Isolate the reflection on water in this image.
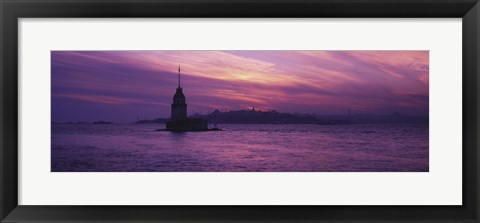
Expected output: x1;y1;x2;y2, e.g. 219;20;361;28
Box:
51;124;428;172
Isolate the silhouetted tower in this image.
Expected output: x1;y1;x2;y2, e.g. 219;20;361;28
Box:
171;65;187;121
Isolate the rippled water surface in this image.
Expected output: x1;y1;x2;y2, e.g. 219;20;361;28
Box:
51;124;428;172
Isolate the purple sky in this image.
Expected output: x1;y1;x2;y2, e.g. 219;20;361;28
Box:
51;51;429;123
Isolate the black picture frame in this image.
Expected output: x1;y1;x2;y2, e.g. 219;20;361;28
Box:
1;0;479;222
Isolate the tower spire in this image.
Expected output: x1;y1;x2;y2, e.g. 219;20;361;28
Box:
178;65;181;88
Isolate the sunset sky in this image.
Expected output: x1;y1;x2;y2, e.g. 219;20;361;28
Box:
51;51;429;123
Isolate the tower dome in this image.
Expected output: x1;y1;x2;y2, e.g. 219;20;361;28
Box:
173;87;185;100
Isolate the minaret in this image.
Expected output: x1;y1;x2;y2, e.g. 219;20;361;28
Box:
171;65;187;121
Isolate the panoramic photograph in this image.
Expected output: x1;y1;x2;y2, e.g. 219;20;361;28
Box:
51;50;429;172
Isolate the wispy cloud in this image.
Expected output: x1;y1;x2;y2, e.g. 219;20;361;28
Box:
53;93;169;106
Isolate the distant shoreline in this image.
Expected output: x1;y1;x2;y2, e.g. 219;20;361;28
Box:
53;109;428;125
134;109;427;125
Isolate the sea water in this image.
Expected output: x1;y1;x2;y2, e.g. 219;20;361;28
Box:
51;123;428;172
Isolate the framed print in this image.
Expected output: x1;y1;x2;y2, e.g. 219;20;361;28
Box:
1;0;479;222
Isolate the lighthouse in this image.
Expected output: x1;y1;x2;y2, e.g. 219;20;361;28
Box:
165;65;210;131
170;65;187;121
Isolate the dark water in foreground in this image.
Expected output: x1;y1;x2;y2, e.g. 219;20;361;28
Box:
51;124;428;172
